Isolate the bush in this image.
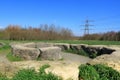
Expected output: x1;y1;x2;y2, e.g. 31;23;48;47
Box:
0;44;10;50
93;64;120;80
78;64;99;80
78;64;120;80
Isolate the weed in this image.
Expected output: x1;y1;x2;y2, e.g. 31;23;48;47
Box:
6;52;22;61
78;64;120;80
0;64;62;80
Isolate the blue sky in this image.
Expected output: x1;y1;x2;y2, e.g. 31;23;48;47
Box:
0;0;120;36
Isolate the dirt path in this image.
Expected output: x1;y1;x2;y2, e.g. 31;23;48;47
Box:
62;53;91;64
0;53;9;63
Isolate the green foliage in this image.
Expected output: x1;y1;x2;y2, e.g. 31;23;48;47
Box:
6;52;23;61
39;64;50;75
0;73;9;80
89;52;97;59
12;68;38;80
0;64;62;80
38;64;62;80
65;49;88;56
78;64;99;80
0;44;10;50
93;64;120;80
78;64;120;80
78;49;89;57
65;48;97;58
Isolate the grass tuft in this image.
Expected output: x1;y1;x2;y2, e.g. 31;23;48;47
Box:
6;52;23;61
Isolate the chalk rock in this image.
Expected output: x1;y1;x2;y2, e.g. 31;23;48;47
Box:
39;47;62;60
11;45;40;60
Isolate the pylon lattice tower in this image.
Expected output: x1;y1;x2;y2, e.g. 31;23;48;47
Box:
81;19;94;35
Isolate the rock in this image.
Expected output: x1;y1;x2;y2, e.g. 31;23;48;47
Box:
100;47;115;55
39;47;62;60
11;45;40;60
81;45;115;56
11;43;63;60
70;44;80;50
70;44;87;50
36;42;53;48
89;49;120;72
53;43;70;50
22;42;36;48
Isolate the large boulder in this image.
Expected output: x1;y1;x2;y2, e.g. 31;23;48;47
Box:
81;45;115;56
22;42;36;48
70;44;83;50
36;42;53;48
11;43;63;60
89;48;120;72
53;43;70;50
39;47;62;60
11;45;40;60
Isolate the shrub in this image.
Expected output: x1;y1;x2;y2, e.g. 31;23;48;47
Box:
78;64;120;80
93;64;120;80
0;44;10;50
78;64;99;80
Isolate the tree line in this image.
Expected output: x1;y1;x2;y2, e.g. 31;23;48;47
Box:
0;24;73;40
80;31;120;41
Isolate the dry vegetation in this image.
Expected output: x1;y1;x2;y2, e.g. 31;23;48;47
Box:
0;24;73;40
80;31;120;41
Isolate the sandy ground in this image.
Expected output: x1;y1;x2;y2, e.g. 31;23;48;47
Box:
13;61;79;80
0;52;91;80
1;45;120;80
13;53;91;80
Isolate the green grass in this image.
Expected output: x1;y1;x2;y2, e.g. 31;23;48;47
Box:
79;64;99;80
79;64;120;80
0;43;11;55
65;48;97;59
6;52;23;61
65;48;87;56
1;40;120;45
0;64;62;80
48;40;120;45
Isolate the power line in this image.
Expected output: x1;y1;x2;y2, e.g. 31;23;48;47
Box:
81;19;94;35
